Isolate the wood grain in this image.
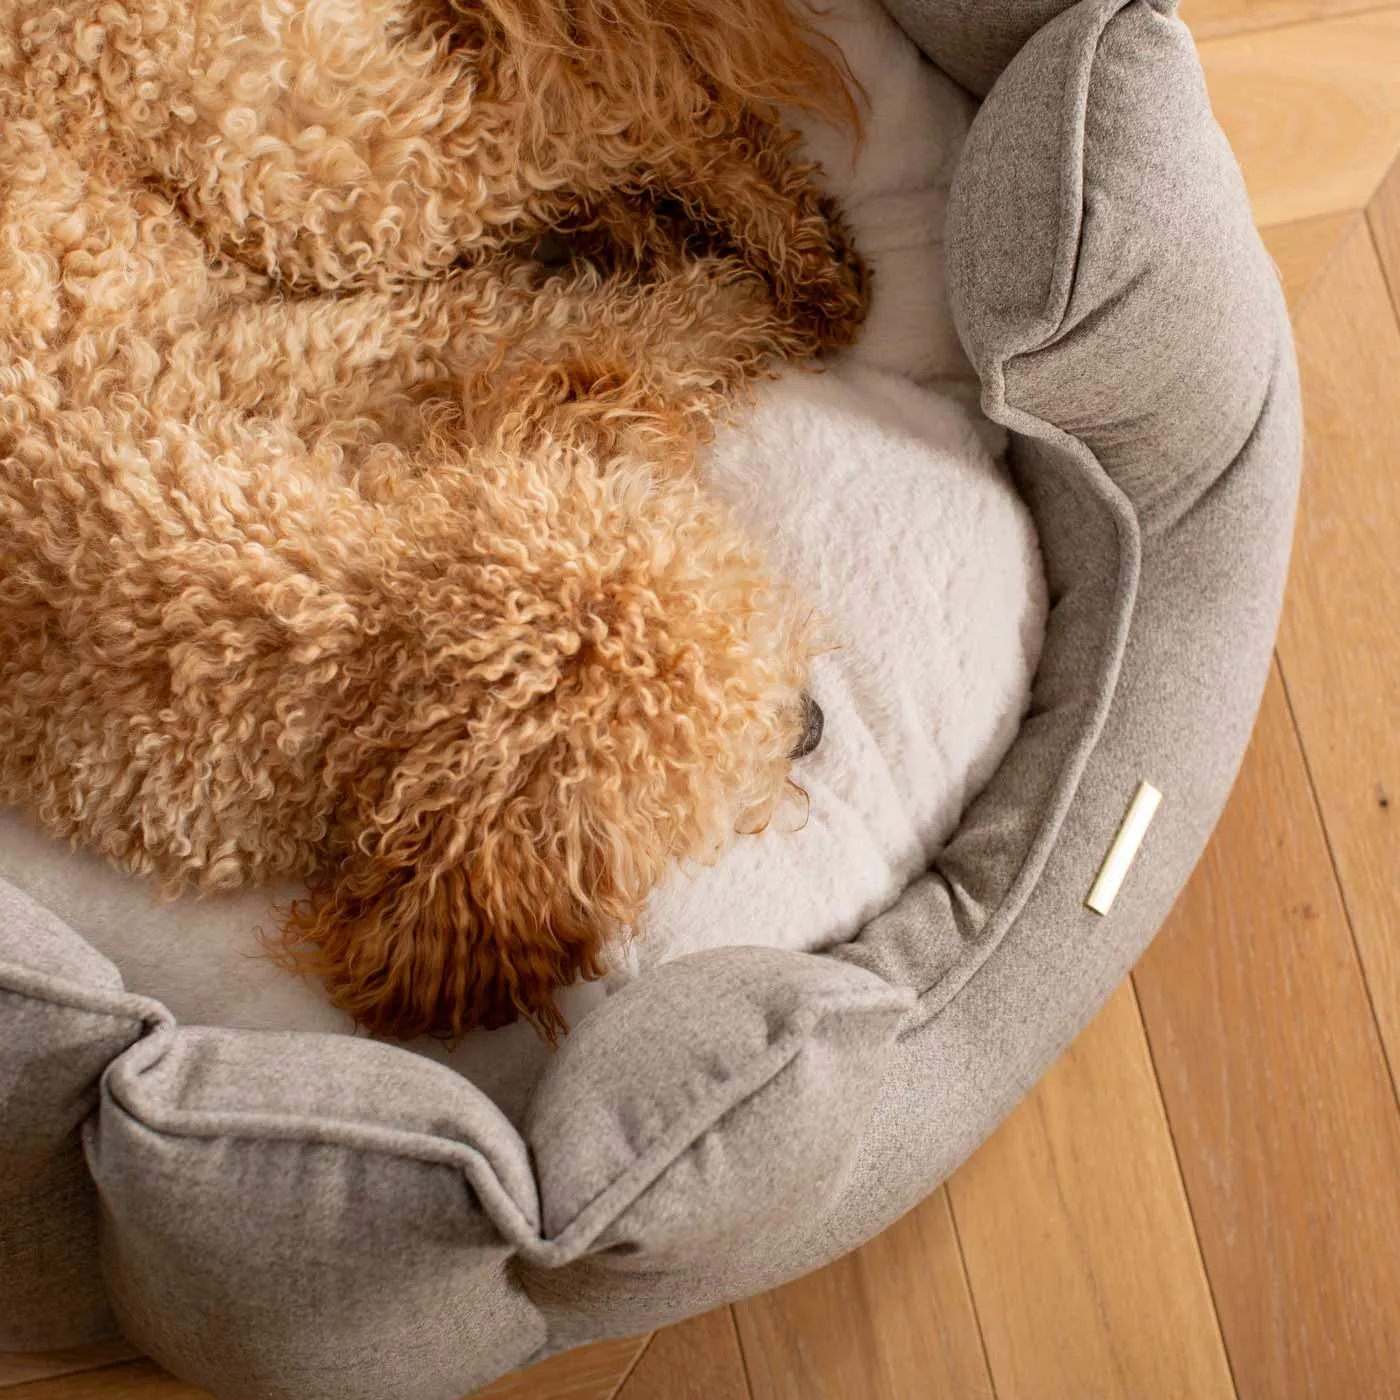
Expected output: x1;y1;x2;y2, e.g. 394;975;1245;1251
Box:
470;1336;648;1400
0;1339;651;1400
0;1341;143;1391
1182;0;1399;41
1196;11;1400;227
1274;219;1400;1093
1370;154;1400;303
734;1188;992;1400
947;983;1234;1400
1135;666;1400;1399
615;1311;748;1400
1260;212;1360;315
0;1362;208;1400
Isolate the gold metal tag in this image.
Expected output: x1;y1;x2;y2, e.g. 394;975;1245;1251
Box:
1085;781;1162;915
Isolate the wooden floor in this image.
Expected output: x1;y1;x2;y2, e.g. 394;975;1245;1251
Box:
5;3;1400;1396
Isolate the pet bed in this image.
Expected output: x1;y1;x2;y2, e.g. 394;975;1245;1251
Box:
0;0;1302;1395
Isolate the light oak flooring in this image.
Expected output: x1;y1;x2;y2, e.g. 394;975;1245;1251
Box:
5;3;1399;1395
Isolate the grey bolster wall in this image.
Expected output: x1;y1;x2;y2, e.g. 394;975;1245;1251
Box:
0;2;1302;1396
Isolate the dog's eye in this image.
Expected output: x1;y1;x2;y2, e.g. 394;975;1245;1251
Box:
524;233;573;268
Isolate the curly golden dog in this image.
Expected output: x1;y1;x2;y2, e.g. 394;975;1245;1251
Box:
0;0;865;1039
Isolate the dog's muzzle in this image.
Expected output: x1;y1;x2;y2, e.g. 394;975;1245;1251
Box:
790;692;824;760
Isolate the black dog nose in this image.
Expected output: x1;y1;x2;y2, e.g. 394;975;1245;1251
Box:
790;693;824;760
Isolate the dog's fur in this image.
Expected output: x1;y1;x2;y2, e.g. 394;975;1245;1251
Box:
0;0;866;1039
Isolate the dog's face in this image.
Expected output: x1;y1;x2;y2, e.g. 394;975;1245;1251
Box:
277;425;816;1042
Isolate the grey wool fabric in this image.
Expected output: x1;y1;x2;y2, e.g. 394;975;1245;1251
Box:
880;0;1087;93
0;1;1302;1395
0;886;147;1351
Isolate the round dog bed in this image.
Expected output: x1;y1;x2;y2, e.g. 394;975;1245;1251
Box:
0;1;1302;1396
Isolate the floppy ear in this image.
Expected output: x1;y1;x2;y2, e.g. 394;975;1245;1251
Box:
271;476;809;1042
277;748;634;1043
277;674;790;1043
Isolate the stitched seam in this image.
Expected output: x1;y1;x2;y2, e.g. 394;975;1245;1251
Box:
532;988;910;1262
103;1070;545;1247
905;415;1141;1024
889;0;1145;1025
98;988;907;1264
0;963;158;1028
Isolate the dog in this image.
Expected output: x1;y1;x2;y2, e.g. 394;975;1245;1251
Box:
0;0;865;1040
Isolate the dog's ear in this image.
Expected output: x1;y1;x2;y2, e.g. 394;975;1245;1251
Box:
276;750;628;1042
273;449;809;1043
278;674;791;1043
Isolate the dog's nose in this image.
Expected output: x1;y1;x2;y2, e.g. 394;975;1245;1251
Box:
790;693;824;760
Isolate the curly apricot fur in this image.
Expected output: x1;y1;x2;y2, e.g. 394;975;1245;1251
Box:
0;0;867;1039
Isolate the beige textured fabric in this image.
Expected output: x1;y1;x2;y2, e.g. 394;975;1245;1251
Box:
0;887;145;1350
880;0;1089;93
93;1028;546;1400
0;0;1302;1394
